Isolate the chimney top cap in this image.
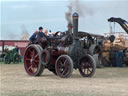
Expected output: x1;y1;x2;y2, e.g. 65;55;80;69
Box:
72;12;79;17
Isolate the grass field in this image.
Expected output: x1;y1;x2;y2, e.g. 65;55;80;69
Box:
0;63;128;96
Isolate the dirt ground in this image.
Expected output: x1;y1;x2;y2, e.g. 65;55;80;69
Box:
0;64;128;96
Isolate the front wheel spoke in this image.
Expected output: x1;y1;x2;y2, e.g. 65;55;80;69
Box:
64;59;68;66
64;63;69;71
88;61;92;67
87;69;89;74
83;68;86;73
81;62;85;67
62;70;65;75
58;63;62;68
62;68;66;75
87;68;92;73
59;60;63;65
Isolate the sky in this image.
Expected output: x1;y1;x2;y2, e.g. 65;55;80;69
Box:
0;0;128;40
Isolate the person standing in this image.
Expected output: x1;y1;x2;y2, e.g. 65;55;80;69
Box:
15;46;19;53
116;50;124;67
109;48;117;67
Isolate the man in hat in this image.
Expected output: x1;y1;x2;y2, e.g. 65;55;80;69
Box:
37;27;48;39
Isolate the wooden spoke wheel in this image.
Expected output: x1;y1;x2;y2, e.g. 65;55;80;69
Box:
55;55;73;78
79;54;96;77
24;45;44;76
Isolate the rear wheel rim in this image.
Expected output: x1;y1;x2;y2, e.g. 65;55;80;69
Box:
24;46;39;75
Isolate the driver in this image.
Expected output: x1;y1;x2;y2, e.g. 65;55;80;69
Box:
36;27;49;48
37;27;48;39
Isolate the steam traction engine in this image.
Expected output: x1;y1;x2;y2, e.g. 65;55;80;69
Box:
24;13;96;78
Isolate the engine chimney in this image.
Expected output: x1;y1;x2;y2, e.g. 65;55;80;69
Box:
72;12;79;40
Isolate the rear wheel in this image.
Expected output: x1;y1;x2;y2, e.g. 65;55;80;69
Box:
79;54;96;77
55;55;73;78
24;45;44;76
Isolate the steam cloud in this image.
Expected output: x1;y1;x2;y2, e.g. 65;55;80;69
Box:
65;0;93;24
65;5;72;24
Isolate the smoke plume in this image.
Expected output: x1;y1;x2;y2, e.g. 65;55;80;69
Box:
65;0;93;24
65;4;72;24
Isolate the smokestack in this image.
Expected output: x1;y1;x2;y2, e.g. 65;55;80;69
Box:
72;12;79;40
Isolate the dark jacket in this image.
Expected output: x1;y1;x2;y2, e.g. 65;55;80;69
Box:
37;32;48;39
29;33;37;43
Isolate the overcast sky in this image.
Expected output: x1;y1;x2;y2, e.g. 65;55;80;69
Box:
0;0;128;40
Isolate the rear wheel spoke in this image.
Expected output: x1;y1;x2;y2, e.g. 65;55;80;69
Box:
26;58;31;61
27;65;32;72
34;59;39;63
34;54;38;59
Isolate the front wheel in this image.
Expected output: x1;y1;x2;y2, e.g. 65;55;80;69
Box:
55;55;73;78
79;54;96;77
